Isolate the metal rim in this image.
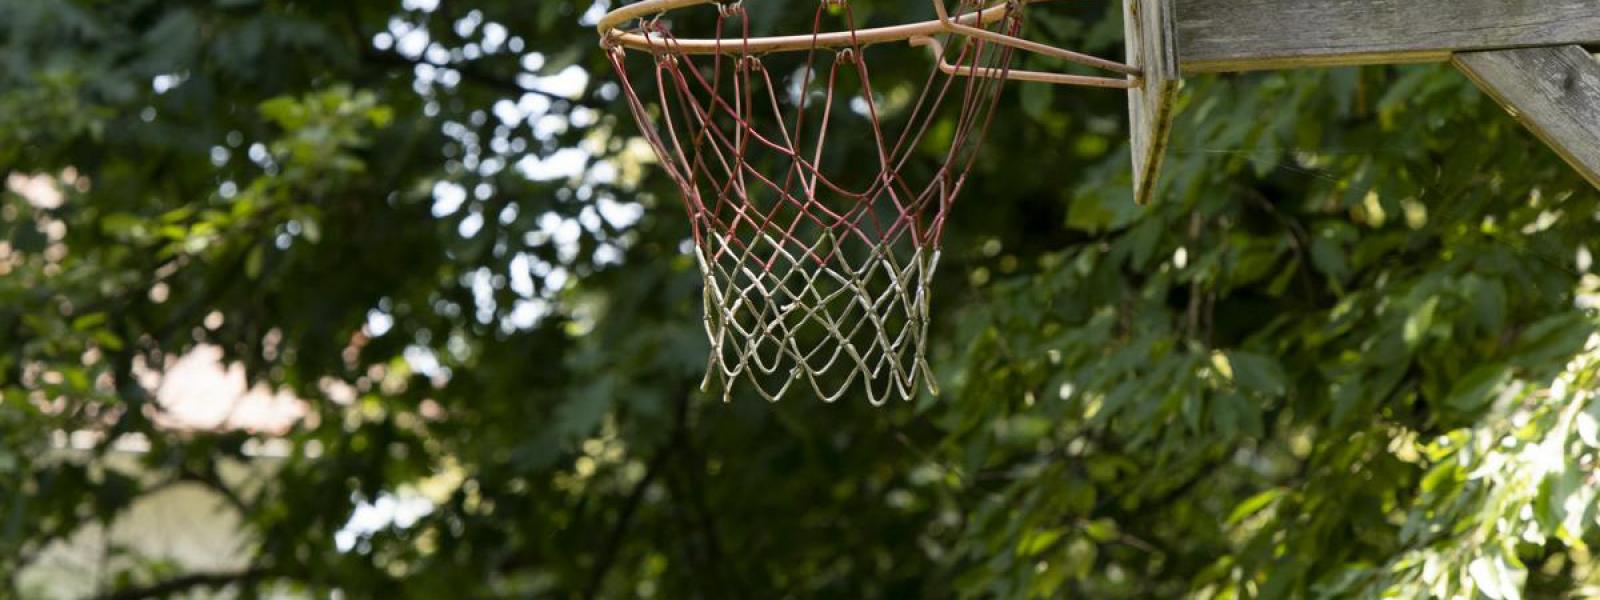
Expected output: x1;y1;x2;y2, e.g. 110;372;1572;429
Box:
597;0;1019;55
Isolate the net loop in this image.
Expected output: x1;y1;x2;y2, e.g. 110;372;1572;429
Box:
606;0;1024;404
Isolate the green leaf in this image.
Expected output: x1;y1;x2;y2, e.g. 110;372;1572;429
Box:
1445;364;1509;414
1227;351;1288;396
245;245;264;279
1403;296;1440;348
1512;313;1595;369
1082;518;1119;542
100;213;146;238
71;312;107;331
1067;190;1140;233
1066;538;1098;580
1419;461;1462;495
1017;528;1064;557
259;96;306;129
1211;393;1262;438
1464;275;1507;333
299;218;321;243
1468;554;1523;600
367;105;395;129
93;330;124;351
1309;234;1348;282
1020;83;1054;121
1226;488;1282;525
1578;410;1600;449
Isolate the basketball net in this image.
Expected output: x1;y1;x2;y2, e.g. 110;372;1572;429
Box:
606;1;1021;404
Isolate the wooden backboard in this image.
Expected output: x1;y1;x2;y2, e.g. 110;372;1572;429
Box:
1125;0;1179;205
1132;0;1600;197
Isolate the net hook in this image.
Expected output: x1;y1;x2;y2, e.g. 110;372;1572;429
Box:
928;0;1140;78
909;35;1134;89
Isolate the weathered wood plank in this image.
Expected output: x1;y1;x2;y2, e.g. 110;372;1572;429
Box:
1176;0;1600;74
1454;46;1600;190
1125;0;1178;205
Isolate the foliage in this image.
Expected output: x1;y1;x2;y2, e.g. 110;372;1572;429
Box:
2;0;1599;598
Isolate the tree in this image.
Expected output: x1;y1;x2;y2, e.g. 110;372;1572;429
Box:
2;0;1599;598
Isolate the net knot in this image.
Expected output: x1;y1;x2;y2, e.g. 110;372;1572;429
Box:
1005;0;1026;22
601;34;627;57
716;0;745;17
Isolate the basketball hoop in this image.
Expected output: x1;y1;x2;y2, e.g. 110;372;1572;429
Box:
600;0;1140;404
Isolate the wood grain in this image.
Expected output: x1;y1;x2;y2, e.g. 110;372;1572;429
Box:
1175;0;1600;73
1126;0;1179;205
1454;46;1600;190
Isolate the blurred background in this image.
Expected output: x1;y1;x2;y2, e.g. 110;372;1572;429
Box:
4;1;1600;598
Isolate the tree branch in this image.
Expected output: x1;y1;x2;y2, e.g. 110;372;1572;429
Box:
581;390;690;600
90;566;276;600
178;464;254;515
672;413;741;591
359;48;598;109
582;444;672;600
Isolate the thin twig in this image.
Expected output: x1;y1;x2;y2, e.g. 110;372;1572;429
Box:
582;387;693;599
674;421;741;592
360;48;597;109
90;567;275;600
582;442;674;600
